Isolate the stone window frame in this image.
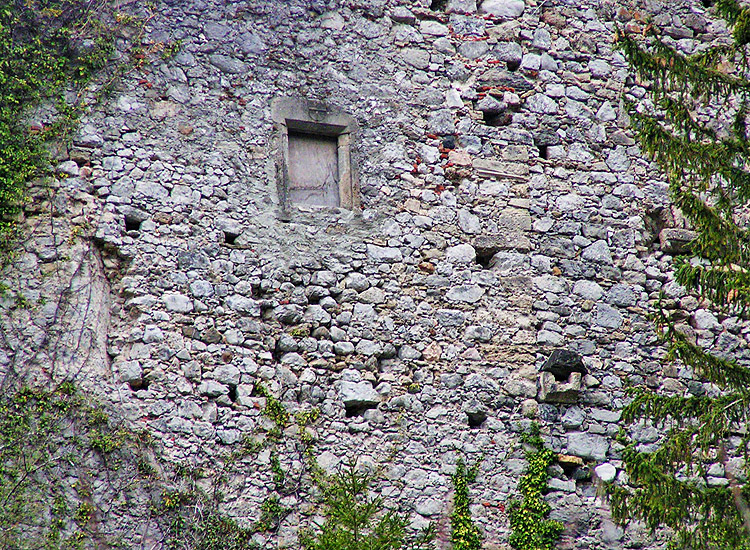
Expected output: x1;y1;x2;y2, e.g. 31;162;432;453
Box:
271;97;359;213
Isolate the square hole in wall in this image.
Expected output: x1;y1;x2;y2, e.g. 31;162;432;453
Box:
124;215;142;232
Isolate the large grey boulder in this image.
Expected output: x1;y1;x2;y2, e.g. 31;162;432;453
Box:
567;432;610;461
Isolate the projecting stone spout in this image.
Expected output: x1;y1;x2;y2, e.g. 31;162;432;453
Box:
538;349;587;404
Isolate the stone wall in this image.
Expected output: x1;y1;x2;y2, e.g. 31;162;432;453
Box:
2;0;746;548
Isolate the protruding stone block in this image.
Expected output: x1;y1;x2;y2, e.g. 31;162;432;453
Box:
339;381;380;414
538;347;586;403
595;462;617;483
120;360;143;387
538;371;582;404
540;349;588;380
567;432;609;461
659;228;698;254
480;0;524;19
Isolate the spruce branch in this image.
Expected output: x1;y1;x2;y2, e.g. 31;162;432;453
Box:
616;29;750;102
613;6;750;545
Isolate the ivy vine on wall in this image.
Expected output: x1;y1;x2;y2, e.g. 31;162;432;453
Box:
507;424;563;550
450;458;482;550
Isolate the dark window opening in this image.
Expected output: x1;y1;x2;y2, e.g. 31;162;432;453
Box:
467;411;487;428
430;0;448;11
129;377;150;392
559;460;591;482
573;465;592;482
224;231;239;245
507;60;521;72
482;111;511;127
227;384;237;402
345;402;377;417
538;144;549;159
125;216;142;232
475;247;499;269
558;458;579;477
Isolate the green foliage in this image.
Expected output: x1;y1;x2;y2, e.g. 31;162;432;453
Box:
0;376;426;550
161;39;183;59
255;495;290;533
0;0;110;252
0;382;261;549
507;425;563;550
255;383;289;434
296;408;321;427
296;408;321;446
270;451;286;488
163;384;315;548
74;502;95;524
717;0;750;46
164;509;257;550
301;461;434;550
0;383;156;548
154;445;260;550
0;379;324;549
0;0;145;258
450;458;481;550
156;452;263;550
612;2;750;547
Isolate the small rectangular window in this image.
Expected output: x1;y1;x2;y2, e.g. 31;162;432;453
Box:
288;131;340;207
272;98;359;214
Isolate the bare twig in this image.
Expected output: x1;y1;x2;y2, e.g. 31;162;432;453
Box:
719;443;750;535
